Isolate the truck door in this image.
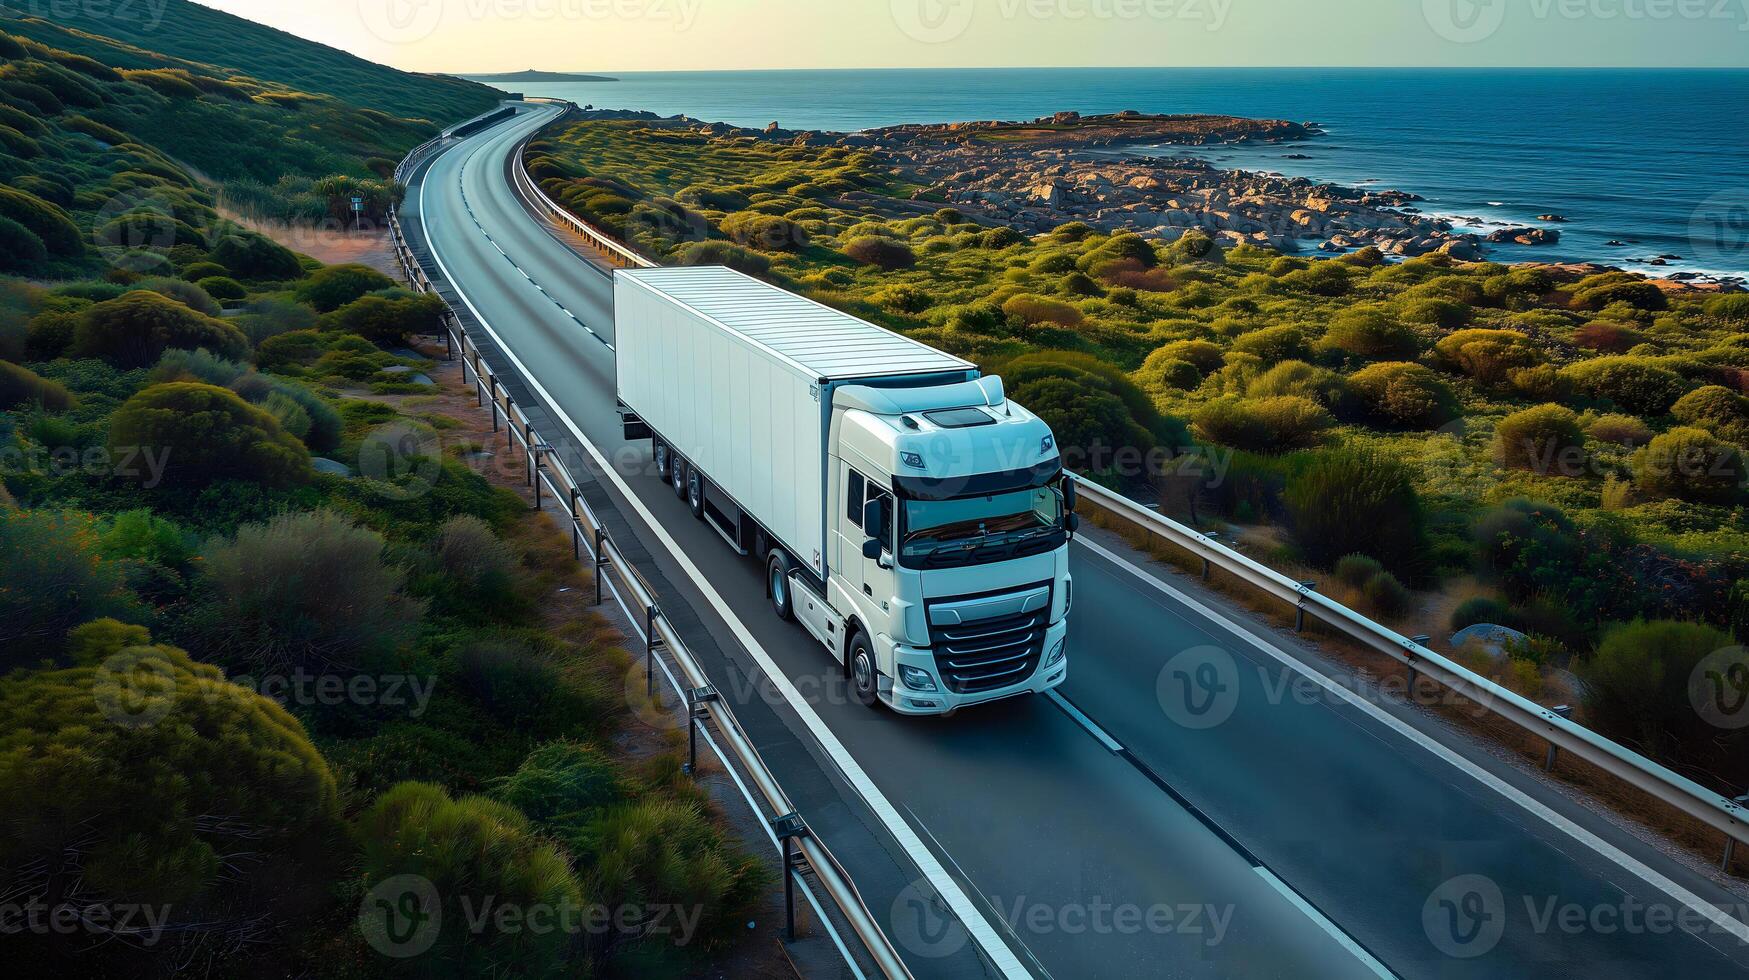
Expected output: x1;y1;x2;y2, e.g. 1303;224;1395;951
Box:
834;464;867;603
861;482;897;620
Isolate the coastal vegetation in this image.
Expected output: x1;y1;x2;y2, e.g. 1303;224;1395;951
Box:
530;118;1749;790
0;18;760;976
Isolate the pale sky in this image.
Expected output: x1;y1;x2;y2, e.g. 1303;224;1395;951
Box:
198;0;1749;72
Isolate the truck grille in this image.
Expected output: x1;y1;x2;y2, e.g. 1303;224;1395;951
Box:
930;605;1049;695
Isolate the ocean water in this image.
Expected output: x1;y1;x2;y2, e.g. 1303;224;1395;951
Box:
505;68;1749;280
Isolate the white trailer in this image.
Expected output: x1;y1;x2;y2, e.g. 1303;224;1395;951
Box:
616;266;1075;714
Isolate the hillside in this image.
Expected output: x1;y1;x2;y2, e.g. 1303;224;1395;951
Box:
0;0;497;122
0;9;500;279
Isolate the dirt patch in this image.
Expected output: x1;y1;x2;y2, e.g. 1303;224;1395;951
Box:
219;206;401;278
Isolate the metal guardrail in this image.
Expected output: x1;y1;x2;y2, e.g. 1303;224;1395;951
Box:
387;142;917;980
504;123;1749;870
510;104;659;270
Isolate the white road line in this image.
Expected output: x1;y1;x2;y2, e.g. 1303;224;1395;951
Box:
418;114;1032;979
1255;868;1395;979
1044;690;1122;753
1074;535;1749;948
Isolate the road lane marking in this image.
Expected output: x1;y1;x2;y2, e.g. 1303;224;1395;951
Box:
1256;868;1394;979
1044;690;1122;752
417;116;1033;979
1074;535;1749;949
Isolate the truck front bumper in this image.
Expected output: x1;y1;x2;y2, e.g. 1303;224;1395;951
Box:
879;619;1068;715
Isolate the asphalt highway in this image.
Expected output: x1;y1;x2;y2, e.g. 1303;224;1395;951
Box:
406;104;1749;979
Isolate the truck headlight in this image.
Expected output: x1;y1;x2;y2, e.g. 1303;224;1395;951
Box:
898;664;937;692
1044;638;1066;668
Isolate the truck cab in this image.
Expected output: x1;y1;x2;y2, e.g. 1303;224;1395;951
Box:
812;376;1075;713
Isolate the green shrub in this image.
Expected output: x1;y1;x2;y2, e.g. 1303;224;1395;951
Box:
100;509;194;568
293;262;398;312
493;741;625;834
1284;448;1427;580
1632;427;1744;505
131;277;221;317
0;620;337;929
588;798;769;952
149;347;250;387
1433;328;1542;386
843;235;915;270
1320;307;1420;360
188;509;421;674
1004;350;1186;464
1193;396;1330;454
1231;325;1309;364
181;261;229;282
1002;293;1082;327
1136;353;1202;392
236;296;318;345
208;230;302;280
1579;620;1731;758
108;382;311;489
1346;362;1454;429
1399;297;1468;329
0;213;47;272
1248;360;1345;406
355;782;584;977
1361;570;1412;619
1153;339;1225;374
1451;596;1511;631
0;512;135;669
1334;553;1385;589
1493;404;1586;475
0;185;80;255
671;240;769;276
1670;385;1749;445
719;211;808;252
0;359;76;411
195;275;246;302
1586;413;1653;447
1704;293;1749;323
1558;357;1691;415
1572;320;1644;353
320;290;446;346
71;291;248;367
872;283;931;314
1570;276;1666;312
1162;230;1223;265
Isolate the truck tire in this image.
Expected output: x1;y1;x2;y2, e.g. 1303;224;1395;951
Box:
766;552;795;621
686;468;704;519
670;456;687;500
652;440;671;481
848;634;880;709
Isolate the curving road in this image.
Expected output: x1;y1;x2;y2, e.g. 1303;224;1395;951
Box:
405;103;1749;979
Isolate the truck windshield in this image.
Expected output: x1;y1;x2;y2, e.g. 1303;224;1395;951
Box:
900;487;1064;568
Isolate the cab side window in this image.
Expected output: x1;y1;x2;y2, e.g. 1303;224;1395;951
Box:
845;469;866;529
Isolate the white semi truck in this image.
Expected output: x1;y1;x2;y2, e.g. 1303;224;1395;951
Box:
615;266;1075;714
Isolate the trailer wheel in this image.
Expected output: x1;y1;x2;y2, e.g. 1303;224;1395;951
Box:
766;552;794;622
849;634;879;709
670;456;687;500
653;440;671;480
686;468;704;519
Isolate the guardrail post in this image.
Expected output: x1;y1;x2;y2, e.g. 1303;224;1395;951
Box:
1726;798;1749;871
685;684;720;776
644;604;661;696
503;396;516;450
592;528;607;605
1544;705;1573;771
771;812;811;941
529;443;547;507
1294;581;1316;633
568;488;582;558
488;376;499;430
1408;635;1431;693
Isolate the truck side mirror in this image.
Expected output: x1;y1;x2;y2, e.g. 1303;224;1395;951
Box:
863;498;886;533
862;538;882;560
1062;477;1078;512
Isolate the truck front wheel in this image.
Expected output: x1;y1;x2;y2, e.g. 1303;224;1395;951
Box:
848;635;880;709
766;552;794;622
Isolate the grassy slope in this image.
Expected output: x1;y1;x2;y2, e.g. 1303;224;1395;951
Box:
0;0;497;122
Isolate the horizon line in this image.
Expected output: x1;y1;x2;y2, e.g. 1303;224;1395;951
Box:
451;63;1749;75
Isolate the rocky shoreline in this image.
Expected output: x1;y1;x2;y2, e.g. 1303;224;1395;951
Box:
573;108;1741;292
